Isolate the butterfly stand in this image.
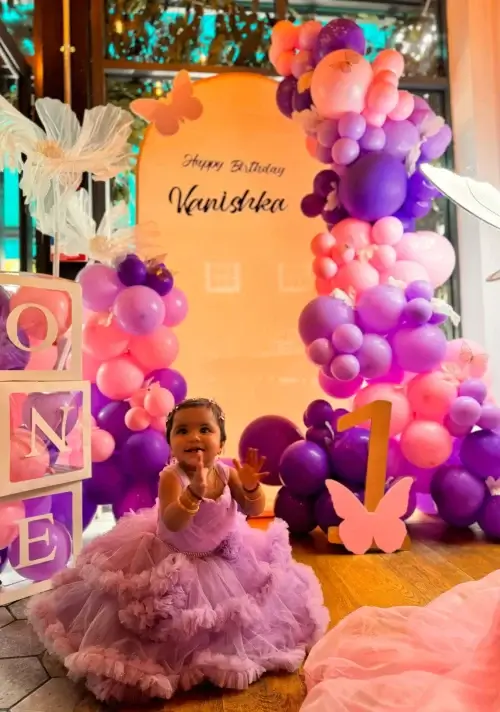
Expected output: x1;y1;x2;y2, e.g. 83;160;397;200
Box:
326;401;413;555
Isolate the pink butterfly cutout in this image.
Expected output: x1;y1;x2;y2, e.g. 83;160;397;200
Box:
130;70;203;136
325;477;413;555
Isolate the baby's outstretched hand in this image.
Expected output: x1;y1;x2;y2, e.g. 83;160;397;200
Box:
190;452;209;498
233;448;269;491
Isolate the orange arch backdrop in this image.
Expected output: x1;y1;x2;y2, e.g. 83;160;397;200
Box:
137;73;323;454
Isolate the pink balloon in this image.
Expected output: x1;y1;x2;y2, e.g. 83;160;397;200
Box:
0;501;25;548
275;50;295;77
311;232;335;256
129;326;179;372
362;109;386;127
96;356;145;400
381;260;430;286
374;69;398;87
313;256;338;280
150;415;168;432
305;136;318;158
298;20;322;50
272;20;300;52
319;370;363;399
315;277;335;295
332;218;371;251
407;372;458;422
354;383;411;436
144;387;175;417
129;388;147;407
9;393;26;430
311;50;373;119
444;339;489;379
394;231;456;288
10;429;50;482
162;287;188;327
291;50;312;79
400;420;452;469
334;261;379;296
371;217;404;246
125;407;151;431
373;49;405;79
388;90;415;121
370;245;397;271
91;428;115;463
367;81;399;114
26;341;57;371
331;242;355;265
81;352;101;383
83;313;130;361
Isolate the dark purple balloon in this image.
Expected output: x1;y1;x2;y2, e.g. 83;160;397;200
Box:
329;427;369;485
145;267;174;296
146;368;187;404
303;399;334;428
97;401;132;445
112;483;156;520
117;254;147;287
385;476;417;520
431;465;487;527
313;18;366;64
478;495;500;539
276;76;298;118
314;487;341;532
392;211;416;232
91;383;112;417
84;458;125;505
460;430;500;480
400;196;431;220
306;426;334;449
313;169;338;198
239;415;303;486
51;491;96;531
338;152;408;222
301;193;325;218
293;87;313;113
25;495;52;518
408;170;440;202
120;429;170;480
322;206;348;226
0;547;7;573
274;487;317;535
280;440;330;497
316;142;334;164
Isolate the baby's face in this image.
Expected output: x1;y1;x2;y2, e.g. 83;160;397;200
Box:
169;406;221;470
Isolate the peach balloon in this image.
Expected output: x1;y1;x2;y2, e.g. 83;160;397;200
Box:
129;326;179;372
0;501;25;548
83;313;130;361
394;231;456;288
10;286;71;340
272;20;300;52
444;339;489;379
10;429;50;483
315;277;335;295
313;256;338;280
311;232;336;256
144;388;175;418
372;49;405;79
381;260;430;286
362;109;386;127
400;420;452;469
331;243;355;265
96;356;145;400
367;82;399;114
334;261;379;296
374;69;398;87
371;217;404;246
150;415;168;433
371;245;397;271
129;389;147;408
332;218;371;251
125;406;151;432
354;383;411;436
275;50;295;77
407;372;458;422
388;90;415;121
311;50;373;119
26;340;58;370
91;428;115;463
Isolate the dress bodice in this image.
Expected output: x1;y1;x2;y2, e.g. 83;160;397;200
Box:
157;461;238;554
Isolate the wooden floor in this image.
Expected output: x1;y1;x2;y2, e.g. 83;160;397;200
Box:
116;517;500;712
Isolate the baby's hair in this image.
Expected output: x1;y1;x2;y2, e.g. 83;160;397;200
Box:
166;398;227;445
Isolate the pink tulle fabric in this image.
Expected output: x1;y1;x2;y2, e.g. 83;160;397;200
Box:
302;569;500;712
28;464;328;703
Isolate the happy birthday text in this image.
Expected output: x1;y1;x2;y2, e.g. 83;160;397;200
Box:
182;153;286;178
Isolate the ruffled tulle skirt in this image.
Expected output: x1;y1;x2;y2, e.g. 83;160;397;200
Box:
302;569;500;712
28;508;329;703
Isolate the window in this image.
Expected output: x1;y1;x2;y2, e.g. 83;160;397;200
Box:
204;262;241;293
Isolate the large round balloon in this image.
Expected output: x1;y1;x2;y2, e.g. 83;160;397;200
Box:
328;427;369;485
299;296;354;345
112;483;156;520
431;465;487;527
313;18;366;63
395;231;456;288
276;75;297;117
478;495;500;540
120;430;170;480
280;441;329;497
392;324;447;373
274;487;317;535
311;50;372;119
338;153;408;222
146;368;187;404
9;519;72;582
239;415;303;486
85;458;125;505
460;430;500;480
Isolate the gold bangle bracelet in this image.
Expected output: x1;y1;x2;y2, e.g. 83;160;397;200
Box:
178;493;199;515
244;484;264;501
182;488;201;508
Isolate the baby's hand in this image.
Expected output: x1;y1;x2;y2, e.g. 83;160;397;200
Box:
190;451;209;498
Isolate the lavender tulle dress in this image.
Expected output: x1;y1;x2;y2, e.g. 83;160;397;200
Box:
28;463;329;703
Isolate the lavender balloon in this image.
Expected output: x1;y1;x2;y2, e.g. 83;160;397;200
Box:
478;404;500;431
274;487;317;535
357;334;392;379
383;119;420;160
0;317;29;370
405;281;434;301
359;126;386;152
113;285;166;335
280;441;330;497
338;112;366;140
458;379;487;404
357;285;407;334
77;263;123;312
319;370;363;399
392;324;446;373
330;354;360;381
23;391;79;438
299;296;354;345
317;120;339;147
9;519;72;582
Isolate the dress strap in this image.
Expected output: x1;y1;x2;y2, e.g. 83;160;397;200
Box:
215;460;230;484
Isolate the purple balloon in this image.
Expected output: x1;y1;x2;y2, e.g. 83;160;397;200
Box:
239;416;303;486
77;263;123;312
301;193;325;218
317;120;339;148
90;383;112;417
338;153;408;222
407;171;440;202
145;266;174;297
417;493;438;516
449;396;481;428
306;426;334;449
460;430;500;480
392;211;416;232
328;427;369;485
280;441;330;497
0;547;7;573
429;310;448;326
51;491;96;531
0;286;10;319
23;391;79;438
112;483;156;520
478;404;500;431
313;169;338;198
330;354;360;381
338;112;366;141
24;495;52;518
332;324;364;354
117;254;147;287
369;358;405;385
332;137;360;166
400;196;432;220
308;338;334;365
303;400;334;428
404;280;434;301
0;318;29;370
316;142;335;164
478;495;500;539
315;488;341;532
299;296;354;345
319;370;363;399
9;519;72;582
274;487;317;535
276;75;297;118
409;108;433;129
97;400;131;445
383;119;420;160
431;465;487;527
293;87;313;113
458;379;487;405
328;408;350;431
403;298;433;325
392;324;447;373
322;205;348;227
112;285;166;336
357;285;407;334
359;126;386;152
146;368;187;405
420;125;452;161
357;334;392;379
313;18;366;63
85;458;125;504
121;429;170;480
444;415;472;439
385;476;417;520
